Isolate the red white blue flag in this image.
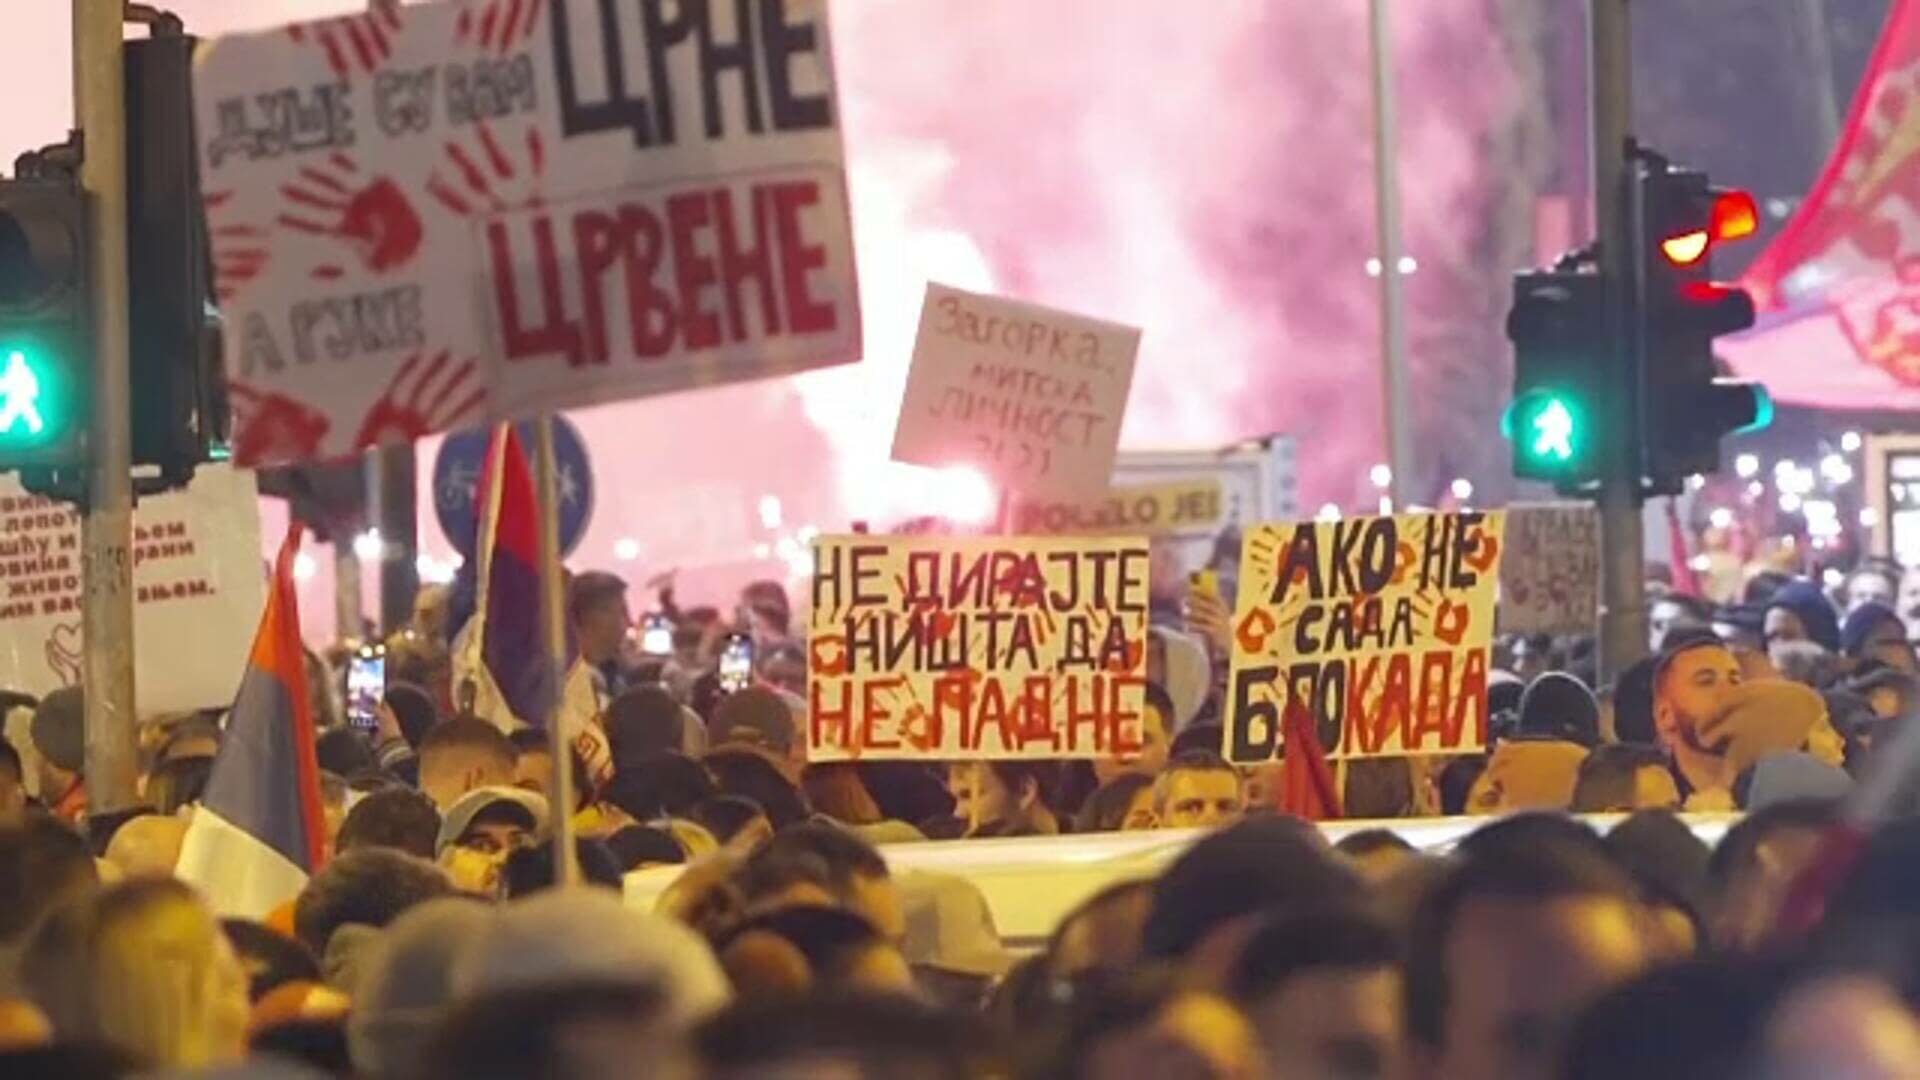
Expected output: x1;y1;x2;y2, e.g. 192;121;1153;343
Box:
472;424;556;728
176;522;326;917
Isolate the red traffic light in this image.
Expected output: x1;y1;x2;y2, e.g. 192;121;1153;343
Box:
1658;188;1759;267
1710;190;1759;243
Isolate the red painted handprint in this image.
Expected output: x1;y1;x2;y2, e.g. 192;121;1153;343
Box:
287;2;406;78
229;380;334;466
204;190;270;305
455;0;548;52
354;350;488;449
425;123;548;218
278;153;425;277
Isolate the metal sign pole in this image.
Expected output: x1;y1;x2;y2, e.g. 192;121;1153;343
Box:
76;0;139;815
534;414;578;886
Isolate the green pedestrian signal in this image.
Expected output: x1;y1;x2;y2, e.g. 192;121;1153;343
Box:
0;351;45;436
1504;389;1589;478
0;174;88;473
1505;270;1608;492
1530;397;1575;461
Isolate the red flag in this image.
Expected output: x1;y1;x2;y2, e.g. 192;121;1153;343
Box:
1721;0;1920;408
1666;499;1701;598
1280;699;1343;820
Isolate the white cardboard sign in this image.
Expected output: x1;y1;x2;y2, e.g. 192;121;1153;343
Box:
194;0;860;468
0;465;266;714
891;284;1141;499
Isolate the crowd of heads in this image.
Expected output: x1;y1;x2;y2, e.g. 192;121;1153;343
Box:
1472;561;1920;822
0;560;1919;1076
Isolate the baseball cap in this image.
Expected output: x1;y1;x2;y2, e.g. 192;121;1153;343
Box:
435;786;550;856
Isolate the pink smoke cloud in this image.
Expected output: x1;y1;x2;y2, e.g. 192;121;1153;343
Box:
0;0;1528;640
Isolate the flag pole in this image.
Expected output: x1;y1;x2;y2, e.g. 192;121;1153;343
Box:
533;413;578;886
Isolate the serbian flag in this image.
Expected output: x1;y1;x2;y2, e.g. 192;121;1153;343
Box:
454;424;557;730
176;523;326;918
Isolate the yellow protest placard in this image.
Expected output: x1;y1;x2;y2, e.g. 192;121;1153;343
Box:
1225;510;1505;762
807;535;1151;760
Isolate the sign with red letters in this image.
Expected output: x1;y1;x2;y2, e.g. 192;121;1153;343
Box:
1226;511;1507;761
0;465;264;713
807;534;1151;760
194;0;859;466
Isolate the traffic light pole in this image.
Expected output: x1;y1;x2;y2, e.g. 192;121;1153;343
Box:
1590;0;1648;680
75;0;140;814
1368;0;1415;508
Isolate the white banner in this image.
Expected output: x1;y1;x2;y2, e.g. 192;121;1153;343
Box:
195;0;860;467
0;465;265;714
891;284;1141;499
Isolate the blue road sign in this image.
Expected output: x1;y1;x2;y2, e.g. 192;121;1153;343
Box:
433;416;594;558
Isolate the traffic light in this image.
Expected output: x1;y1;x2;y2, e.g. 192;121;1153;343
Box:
1633;157;1771;494
0;15;225;501
1504;269;1611;491
128;19;227;488
0;172;89;471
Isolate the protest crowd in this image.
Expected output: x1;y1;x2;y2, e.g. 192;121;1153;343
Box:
4;547;1920;1080
0;0;1916;1072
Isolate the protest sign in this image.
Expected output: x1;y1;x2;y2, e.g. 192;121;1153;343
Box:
807;534;1150;760
1497;503;1599;635
891;284;1141;499
1225;510;1505;762
1009;478;1224;537
194;0;859;468
0;465;265;714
